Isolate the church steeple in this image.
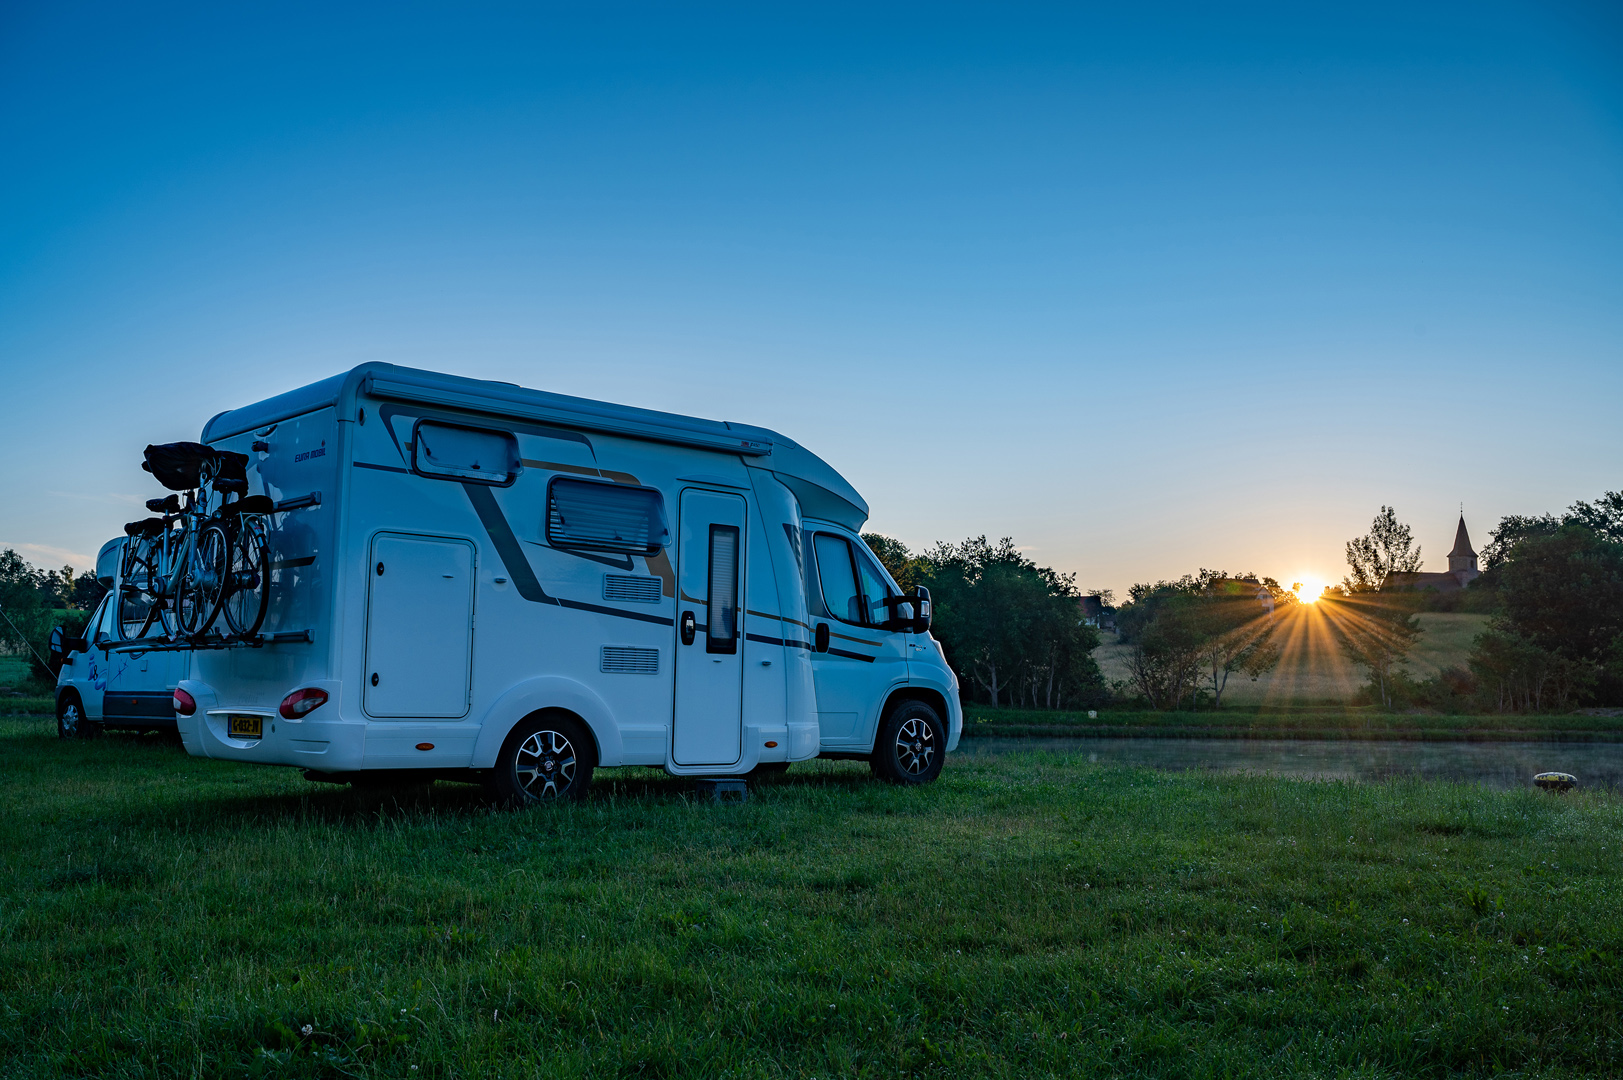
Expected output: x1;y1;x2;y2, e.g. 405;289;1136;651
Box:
1448;515;1477;574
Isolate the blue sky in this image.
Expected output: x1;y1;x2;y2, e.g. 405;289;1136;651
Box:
2;1;1619;596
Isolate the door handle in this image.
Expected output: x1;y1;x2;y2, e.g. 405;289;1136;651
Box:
815;623;830;653
681;611;696;646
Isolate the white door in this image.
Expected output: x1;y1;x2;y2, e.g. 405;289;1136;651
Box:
364;534;475;718
807;529;911;748
672;489;746;766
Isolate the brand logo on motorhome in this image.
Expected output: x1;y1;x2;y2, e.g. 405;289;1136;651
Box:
293;447;327;463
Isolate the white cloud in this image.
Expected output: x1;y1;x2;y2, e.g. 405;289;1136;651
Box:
0;541;96;570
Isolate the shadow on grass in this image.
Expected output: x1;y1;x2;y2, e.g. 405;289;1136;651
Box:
110;758;887;833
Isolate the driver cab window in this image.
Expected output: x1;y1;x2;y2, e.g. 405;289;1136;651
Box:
92;596;115;644
813;534;863;624
813;532;897;628
856;554;892;627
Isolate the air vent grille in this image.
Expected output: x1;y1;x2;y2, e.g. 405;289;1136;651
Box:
603;574;664;604
601;646;660;675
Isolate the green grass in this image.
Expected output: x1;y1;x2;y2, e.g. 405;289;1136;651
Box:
2;715;1620;1078
964;707;1623;742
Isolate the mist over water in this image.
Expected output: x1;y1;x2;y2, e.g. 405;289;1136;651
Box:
958;737;1623;791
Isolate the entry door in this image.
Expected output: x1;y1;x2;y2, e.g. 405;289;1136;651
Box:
364;534;475;718
672;489;746;766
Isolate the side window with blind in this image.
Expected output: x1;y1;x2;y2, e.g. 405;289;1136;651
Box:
706;525;740;654
547;478;670;555
412;421;520;485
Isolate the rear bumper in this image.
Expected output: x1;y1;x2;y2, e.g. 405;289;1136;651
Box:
177;679;363;771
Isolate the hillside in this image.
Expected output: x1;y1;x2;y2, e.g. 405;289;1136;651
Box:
1093;608;1491;706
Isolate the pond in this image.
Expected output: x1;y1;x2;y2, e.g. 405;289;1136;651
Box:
956;736;1623;791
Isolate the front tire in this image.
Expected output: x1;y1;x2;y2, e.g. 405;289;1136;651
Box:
870;699;945;784
490;713;596;806
56;694;99;740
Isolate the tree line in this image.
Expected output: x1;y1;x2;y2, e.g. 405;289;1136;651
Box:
1321;494;1623;712
0;550;106;687
863;535;1109;710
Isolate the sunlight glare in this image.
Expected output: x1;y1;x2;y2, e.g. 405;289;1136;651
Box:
1292;577;1329;604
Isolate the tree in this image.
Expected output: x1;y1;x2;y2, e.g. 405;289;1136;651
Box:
1325;592;1422;709
1116;578;1206;710
918;536;1105;709
1343;506;1423;592
1193;584;1282;709
861;533;925;592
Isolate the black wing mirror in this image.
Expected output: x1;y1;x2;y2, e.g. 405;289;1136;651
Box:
878;587;932;634
47;626;85;672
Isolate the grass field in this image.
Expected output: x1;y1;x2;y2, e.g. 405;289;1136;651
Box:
3;715;1619;1078
1092;610;1493;706
963;707;1623;742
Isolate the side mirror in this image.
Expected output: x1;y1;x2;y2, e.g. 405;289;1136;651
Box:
877;587;933;634
909;586;932;634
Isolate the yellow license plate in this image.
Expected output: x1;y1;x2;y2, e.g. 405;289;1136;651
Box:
228;715;263;739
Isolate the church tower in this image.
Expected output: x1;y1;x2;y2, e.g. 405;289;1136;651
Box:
1448;515;1479;584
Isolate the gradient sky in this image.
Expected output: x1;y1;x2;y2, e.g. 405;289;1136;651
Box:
2;1;1620;598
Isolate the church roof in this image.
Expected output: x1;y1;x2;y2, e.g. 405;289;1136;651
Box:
1448;515;1476;559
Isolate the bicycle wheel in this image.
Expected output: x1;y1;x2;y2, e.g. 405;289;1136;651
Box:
117;533;161;640
155;528;186;641
222;515;269;639
179;523;228;638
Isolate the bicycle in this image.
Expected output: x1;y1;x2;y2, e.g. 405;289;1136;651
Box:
118;442;271;642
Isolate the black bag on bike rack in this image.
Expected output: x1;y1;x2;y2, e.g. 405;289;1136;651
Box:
142;442;250;491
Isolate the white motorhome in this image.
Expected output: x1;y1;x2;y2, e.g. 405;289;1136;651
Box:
53;538;186;738
170;363;960;801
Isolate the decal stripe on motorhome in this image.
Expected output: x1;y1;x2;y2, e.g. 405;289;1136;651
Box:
354;461;411;474
462;482;675;627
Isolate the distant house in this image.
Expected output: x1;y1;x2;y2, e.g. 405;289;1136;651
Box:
1079;595;1116;631
1205;575;1275;615
1383;515;1481;594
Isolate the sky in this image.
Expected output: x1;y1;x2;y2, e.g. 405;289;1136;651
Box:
2;1;1620;599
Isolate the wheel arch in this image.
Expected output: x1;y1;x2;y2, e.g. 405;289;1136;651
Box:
470;676;621;768
56;686;83;715
881;685;949;729
501;706;602;765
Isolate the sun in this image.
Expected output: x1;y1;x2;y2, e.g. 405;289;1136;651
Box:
1291;577;1330;604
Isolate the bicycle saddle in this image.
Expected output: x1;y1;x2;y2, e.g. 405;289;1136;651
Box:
142;442;251;491
124;518;166;537
145;495;181;514
215;477;249;495
222;495;276;516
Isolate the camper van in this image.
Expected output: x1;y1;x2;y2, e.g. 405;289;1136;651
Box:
168;363;959;801
53;538;185;737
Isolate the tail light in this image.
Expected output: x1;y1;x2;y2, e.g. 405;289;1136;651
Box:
172;688;196;716
279;687;329;719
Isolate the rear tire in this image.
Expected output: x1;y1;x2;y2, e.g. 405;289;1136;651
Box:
222;516;269;639
118;534;161;641
178;524;228;639
490;713;596;806
869;699;945;785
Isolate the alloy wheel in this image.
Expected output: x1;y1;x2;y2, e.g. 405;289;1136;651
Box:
894;716;936;775
514;729;577;800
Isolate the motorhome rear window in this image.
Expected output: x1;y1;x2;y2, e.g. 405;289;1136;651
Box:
546;478;670;555
412;421;520;485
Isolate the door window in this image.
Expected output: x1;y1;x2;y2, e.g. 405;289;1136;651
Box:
706;525;740;653
90;597;113;644
856;553;893;628
813;533;864;625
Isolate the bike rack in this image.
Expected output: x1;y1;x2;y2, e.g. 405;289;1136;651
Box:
107;629;313;654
